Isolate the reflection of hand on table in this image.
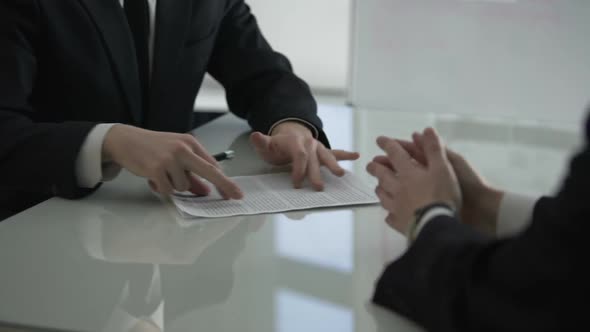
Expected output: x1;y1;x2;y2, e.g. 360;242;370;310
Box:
76;203;269;332
79;203;256;265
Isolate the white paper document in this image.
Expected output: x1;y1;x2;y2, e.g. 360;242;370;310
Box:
171;169;378;218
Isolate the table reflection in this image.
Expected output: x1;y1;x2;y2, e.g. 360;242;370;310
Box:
274;211;354;273
275;288;353;332
0;198;266;332
77;205;266;331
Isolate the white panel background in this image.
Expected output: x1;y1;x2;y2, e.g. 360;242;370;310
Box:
248;0;351;91
201;0;352;93
350;0;590;124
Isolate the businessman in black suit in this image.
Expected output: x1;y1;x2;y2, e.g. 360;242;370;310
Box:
0;0;358;219
366;119;588;331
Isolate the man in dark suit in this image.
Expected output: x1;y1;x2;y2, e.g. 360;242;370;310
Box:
366;119;588;331
0;0;358;219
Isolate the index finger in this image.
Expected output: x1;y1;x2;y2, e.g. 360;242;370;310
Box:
181;152;243;199
376;136;412;172
182;134;221;169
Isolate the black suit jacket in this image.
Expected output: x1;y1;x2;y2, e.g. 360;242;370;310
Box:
373;115;590;331
0;0;328;218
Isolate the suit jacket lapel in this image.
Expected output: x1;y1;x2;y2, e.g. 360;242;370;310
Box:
78;0;143;124
146;0;192;128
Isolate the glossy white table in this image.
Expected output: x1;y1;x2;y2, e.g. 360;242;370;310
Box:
0;106;580;332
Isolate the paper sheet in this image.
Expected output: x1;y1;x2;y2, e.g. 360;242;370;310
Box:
171;169;378;218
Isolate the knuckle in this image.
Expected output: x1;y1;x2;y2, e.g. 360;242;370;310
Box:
154;163;168;175
180;134;196;143
304;137;316;146
429;143;442;153
147;162;163;176
384;178;395;189
171;141;190;155
296;150;308;160
152;156;173;171
374;165;386;178
160;154;176;167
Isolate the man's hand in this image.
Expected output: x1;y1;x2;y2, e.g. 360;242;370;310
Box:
103;124;243;199
250;121;359;190
444;150;503;234
366;128;461;236
372;131;504;235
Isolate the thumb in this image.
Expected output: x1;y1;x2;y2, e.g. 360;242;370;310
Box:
250;132;272;152
422;127;447;165
445;148;463;170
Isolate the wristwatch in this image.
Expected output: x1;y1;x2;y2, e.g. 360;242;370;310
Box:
409;202;456;242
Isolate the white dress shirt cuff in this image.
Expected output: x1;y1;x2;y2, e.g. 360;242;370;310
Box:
268;118;320;139
76;123;122;188
410;192;538;242
496;191;538;237
410;206;455;243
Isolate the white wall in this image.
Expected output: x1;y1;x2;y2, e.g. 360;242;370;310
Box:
201;0;351;94
247;0;351;92
350;0;590;125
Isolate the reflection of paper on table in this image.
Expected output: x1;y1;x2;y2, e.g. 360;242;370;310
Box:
172;169;378;218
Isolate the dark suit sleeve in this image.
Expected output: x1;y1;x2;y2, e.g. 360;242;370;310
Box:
206;0;330;147
0;0;98;198
372;147;590;331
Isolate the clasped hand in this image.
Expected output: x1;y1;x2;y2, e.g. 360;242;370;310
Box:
366;127;506;237
366;128;462;236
